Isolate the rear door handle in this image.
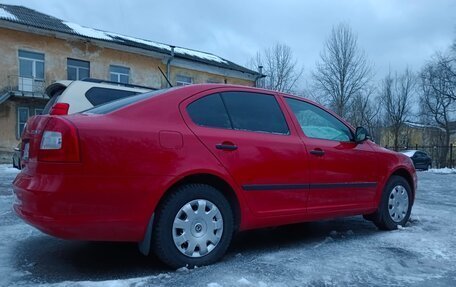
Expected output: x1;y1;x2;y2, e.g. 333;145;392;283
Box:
310;149;325;156
216;143;238;151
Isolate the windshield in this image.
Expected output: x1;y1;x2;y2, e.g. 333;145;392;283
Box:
84;88;171;114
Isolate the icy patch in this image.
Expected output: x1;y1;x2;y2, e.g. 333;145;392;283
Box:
237;277;251;285
0;8;17;21
427;168;456;174
176;266;190;272
314;236;334;248
174;47;228;64
64;21;113;40
207;283;223;287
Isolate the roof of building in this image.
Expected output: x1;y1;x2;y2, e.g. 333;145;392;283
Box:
404;121;456;133
0;4;260;77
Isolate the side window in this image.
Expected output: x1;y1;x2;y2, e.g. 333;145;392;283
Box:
187;94;231;129
85;88;139;106
221;92;289;134
285;98;353;142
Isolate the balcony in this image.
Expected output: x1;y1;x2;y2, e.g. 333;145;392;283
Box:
0;75;49;104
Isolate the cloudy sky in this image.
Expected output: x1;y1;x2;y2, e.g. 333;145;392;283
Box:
3;0;456;84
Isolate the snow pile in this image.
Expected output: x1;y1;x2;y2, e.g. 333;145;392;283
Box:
0;7;17;21
427;167;456;174
106;31;171;51
63;21;112;40
400;150;416;157
174;47;228;64
62;22;228;65
0;164;19;175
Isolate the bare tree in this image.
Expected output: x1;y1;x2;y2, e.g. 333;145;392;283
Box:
420;54;456;166
381;68;416;151
347;86;382;140
249;43;303;93
313;23;372;118
428;53;456;101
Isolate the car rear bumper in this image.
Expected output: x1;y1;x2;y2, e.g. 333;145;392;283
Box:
12;169;170;242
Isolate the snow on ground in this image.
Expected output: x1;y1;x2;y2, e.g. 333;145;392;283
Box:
427;167;456;174
1;165;455;286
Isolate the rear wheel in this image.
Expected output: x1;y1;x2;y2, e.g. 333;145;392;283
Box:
370;176;412;230
152;184;233;268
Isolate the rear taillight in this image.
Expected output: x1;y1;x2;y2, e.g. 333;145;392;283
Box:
40;131;62;149
50;103;70;115
38;117;80;162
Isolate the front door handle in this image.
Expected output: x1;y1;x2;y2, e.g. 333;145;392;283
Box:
310;149;325;156
216;143;238;151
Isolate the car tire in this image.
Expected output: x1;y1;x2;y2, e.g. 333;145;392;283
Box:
425;164;431;171
371;175;412;230
152;183;233;268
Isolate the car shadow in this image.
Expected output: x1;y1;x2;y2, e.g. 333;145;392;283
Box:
12;216;380;283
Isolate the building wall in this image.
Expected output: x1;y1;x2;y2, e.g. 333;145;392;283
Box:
0;27;254;90
0;27;255;155
380;125;446;149
0;98;47;151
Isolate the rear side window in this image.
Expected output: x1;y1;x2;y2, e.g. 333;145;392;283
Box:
85;87;140;106
187;94;231;129
221;92;289;134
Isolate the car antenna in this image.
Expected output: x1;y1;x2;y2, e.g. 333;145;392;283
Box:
158;66;173;87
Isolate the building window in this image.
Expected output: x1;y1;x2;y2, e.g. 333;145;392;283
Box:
17;107;29;139
110;65;130;84
18;50;45;92
207;78;222;84
67;58;90;80
176;75;193;86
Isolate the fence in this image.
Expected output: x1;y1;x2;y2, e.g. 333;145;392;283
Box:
385;144;455;168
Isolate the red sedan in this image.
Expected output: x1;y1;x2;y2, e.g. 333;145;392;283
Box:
13;84;417;268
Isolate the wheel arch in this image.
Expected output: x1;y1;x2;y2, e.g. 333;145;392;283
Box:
158;172;242;232
389;168;415;202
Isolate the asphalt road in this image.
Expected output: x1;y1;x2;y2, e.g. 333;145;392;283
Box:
1;165;455;287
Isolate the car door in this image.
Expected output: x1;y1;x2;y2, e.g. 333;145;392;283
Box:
283;97;379;214
414;152;426;169
181;90;310;216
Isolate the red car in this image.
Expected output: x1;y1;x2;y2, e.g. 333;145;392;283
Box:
13;84;417;268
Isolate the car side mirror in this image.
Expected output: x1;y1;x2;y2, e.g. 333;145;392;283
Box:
355;127;370;143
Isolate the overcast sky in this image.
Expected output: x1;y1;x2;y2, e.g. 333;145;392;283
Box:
3;0;456;85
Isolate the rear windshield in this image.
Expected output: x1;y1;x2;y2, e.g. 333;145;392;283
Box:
85;87;140;106
42;89;64;114
84;88;170;114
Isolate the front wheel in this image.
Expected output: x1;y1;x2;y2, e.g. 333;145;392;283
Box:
371;176;413;230
152;184;233;268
